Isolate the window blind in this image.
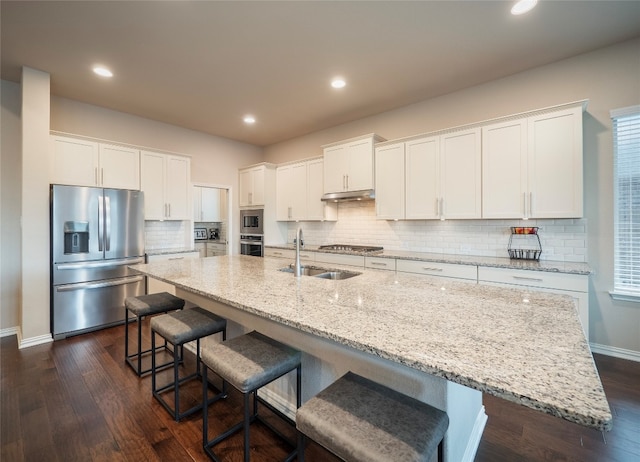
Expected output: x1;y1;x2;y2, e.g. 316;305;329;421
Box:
612;105;640;298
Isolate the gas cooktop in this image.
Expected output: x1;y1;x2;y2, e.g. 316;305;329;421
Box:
318;244;384;255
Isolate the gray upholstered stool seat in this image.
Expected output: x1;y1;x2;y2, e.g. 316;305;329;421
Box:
124;292;185;376
296;372;449;462
151;307;227;421
201;331;302;462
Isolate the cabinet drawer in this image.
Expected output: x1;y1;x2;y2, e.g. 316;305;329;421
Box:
478;266;588;292
265;248;315;262
396;259;477;281
365;256;396;271
315;253;364;268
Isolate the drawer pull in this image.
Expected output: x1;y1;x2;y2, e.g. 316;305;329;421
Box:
371;262;387;266
513;275;543;282
422;267;443;272
168;256;184;261
273;252;283;256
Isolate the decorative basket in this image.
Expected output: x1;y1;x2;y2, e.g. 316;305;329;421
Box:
508;227;542;261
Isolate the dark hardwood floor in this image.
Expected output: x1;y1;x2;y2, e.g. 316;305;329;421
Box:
1;321;639;462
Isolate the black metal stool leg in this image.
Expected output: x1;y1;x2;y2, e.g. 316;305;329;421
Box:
244;392;251;462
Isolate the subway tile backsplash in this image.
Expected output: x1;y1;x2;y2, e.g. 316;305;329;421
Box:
287;201;587;262
145;220;190;251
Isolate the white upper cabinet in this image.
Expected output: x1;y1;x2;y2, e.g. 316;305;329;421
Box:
440;128;482;219
239;164;273;207
51;135;139;190
276;159;337;222
482;103;584;219
482;119;528;219
276;162;307;221
99;143;140;190
141;150;191;220
375;142;405;220
405;136;440;219
306;158;337;221
323;134;381;194
527;106;583;218
194;186;222;222
396;128;481;220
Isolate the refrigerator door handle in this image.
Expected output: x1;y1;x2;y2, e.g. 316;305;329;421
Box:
55;257;144;271
56;275;144;292
98;195;104;251
105;195;111;251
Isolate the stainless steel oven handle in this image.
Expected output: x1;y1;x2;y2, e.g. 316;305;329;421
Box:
56;275;144;292
56;257;144;270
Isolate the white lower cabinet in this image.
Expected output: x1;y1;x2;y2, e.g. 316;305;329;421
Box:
146;252;199;294
397;259;477;281
477;266;589;339
314;253;364;268
206;243;226;257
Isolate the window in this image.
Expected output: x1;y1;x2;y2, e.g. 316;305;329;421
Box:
611;105;640;301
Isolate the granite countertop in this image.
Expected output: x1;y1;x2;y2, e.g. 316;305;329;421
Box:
266;244;591;275
131;255;610;431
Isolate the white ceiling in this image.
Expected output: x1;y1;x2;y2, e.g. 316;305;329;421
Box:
2;1;640;147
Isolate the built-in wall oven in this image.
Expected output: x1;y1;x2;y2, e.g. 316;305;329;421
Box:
240;208;263;234
240;209;264;257
240;234;263;257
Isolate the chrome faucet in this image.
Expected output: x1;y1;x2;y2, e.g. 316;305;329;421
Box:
295;227;304;277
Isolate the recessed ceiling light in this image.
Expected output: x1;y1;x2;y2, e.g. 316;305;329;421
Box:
511;0;538;15
92;66;113;78
331;78;346;89
243;115;256;124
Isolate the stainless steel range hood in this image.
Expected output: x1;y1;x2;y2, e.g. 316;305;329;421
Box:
321;189;375;202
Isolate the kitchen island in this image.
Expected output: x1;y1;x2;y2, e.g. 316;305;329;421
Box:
131;255;611;462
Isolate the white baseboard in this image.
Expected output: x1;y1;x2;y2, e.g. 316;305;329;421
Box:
0;326;19;338
461;405;488;462
19;332;53;349
590;342;640;362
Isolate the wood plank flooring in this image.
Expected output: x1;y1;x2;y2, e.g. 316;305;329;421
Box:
2;321;639;461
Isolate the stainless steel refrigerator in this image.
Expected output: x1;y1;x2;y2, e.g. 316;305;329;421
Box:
50;184;146;339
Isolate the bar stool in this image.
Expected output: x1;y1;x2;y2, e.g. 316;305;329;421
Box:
296;372;449;462
124;292;185;376
151;307;227;421
200;331;302;462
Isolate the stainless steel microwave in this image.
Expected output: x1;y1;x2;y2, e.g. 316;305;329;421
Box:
240;209;263;235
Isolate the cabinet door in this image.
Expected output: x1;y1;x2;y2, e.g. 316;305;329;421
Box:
346;138;374;191
239;169;253;206
193;186;202;221
482;119;527;219
251;167;266;206
440;128;481;219
405;137;439;219
165;155;191;220
307;159;337;221
201;187;221;222
140;150;166;220
99;144;140;190
276;165;293;221
290;163;308;220
324;144;348;193
51;136;99;187
528;106;583;218
375;143;405;220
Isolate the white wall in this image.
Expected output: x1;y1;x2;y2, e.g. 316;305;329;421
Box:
0;80;22;334
264;38;640;356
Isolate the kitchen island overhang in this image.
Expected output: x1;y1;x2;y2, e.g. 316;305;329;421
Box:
131;255;611;459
